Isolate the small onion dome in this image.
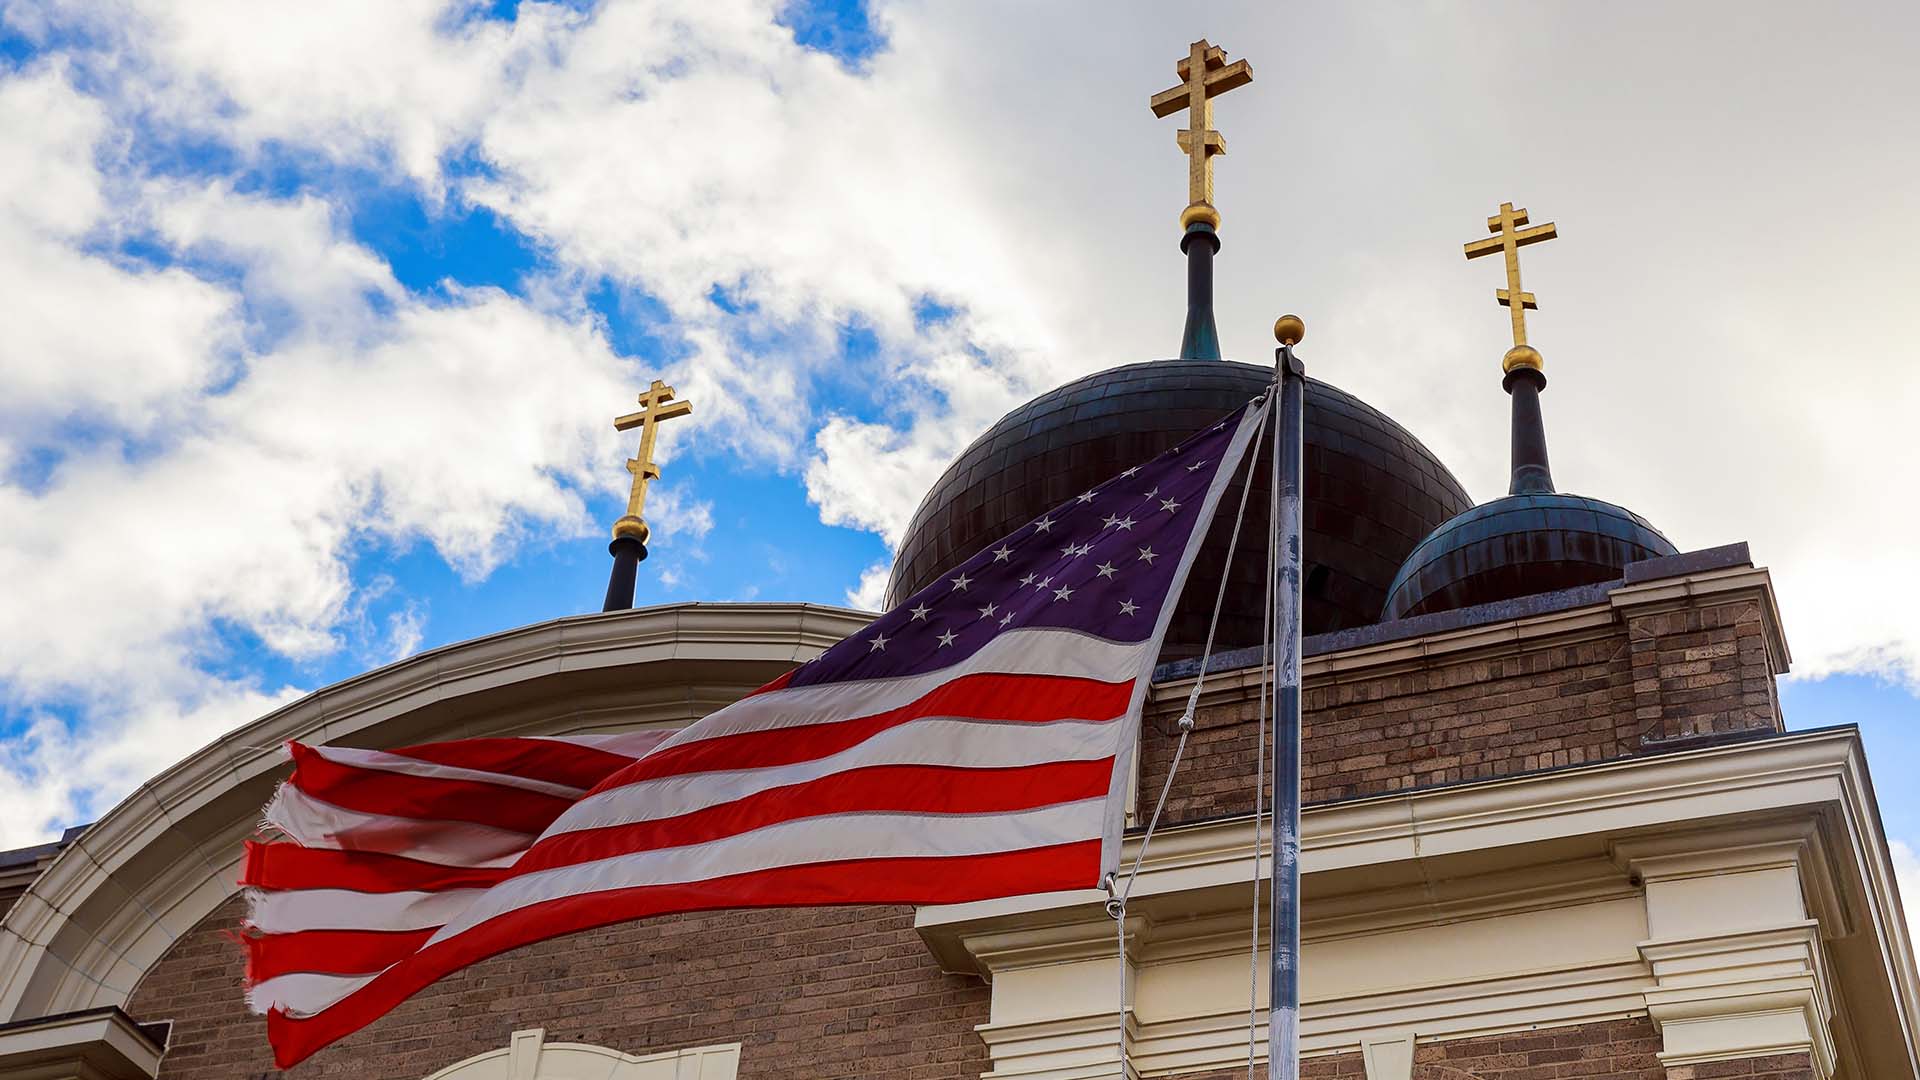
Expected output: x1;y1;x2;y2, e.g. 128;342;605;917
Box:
886;360;1472;654
1381;492;1678;621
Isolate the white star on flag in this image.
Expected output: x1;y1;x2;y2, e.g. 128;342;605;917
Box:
937;629;957;647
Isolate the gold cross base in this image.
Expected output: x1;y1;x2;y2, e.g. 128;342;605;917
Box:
612;514;651;543
1181;203;1221;230
1503;344;1544;375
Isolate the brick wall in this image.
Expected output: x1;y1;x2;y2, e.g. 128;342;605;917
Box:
1663;1052;1816;1080
1168;1017;1664;1080
1140;592;1782;827
1623;599;1782;743
128;894;990;1080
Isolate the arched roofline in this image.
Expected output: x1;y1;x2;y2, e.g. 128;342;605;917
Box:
0;602;873;1022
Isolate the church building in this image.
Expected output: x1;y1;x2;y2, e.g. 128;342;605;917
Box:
1;38;1913;1080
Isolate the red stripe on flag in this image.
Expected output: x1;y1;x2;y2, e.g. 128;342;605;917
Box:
386;738;641;790
265;840;1100;1067
244;927;435;983
592;673;1132;792
518;758;1115;873
287;744;576;834
242;841;514;894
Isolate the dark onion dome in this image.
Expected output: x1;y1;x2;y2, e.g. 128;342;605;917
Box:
884;360;1473;655
1380;341;1678;621
1380;493;1678;620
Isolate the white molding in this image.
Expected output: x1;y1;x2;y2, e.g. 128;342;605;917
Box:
1360;1033;1413;1080
1608;565;1792;672
917;728;1920;1079
0;1006;164;1079
0;603;872;1023
423;1027;741;1080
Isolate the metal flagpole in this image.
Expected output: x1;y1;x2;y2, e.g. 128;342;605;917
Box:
1268;314;1306;1080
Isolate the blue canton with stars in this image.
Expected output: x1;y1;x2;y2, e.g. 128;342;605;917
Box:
791;399;1265;687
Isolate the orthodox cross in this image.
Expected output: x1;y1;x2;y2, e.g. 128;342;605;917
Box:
611;379;693;541
1463;202;1558;352
1149;39;1252;227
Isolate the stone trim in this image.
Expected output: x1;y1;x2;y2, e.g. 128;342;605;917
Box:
0;1005;166;1079
424;1028;741;1080
917;728;1919;1079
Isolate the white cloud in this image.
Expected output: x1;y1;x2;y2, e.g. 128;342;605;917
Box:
385;604;428;663
647;484;715;545
0;66;238;432
0;64;646;845
4;0;1920;843
844;562;890;612
151;182;403;342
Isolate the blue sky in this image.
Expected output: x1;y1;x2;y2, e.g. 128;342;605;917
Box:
0;0;1916;852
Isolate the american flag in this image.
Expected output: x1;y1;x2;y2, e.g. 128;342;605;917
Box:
244;396;1269;1066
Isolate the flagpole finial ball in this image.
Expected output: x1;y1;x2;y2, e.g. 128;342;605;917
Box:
1181;203;1221;230
612;515;650;543
1273;314;1305;347
1502;344;1544;374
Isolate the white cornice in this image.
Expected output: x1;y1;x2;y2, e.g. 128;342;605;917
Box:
918;728;1919;1077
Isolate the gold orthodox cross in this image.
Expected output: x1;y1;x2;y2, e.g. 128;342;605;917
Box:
1464;202;1558;369
1150;39;1252;229
611;379;693;542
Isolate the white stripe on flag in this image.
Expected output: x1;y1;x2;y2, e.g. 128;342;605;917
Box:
246;886;485;935
430;797;1107;946
549;715;1127;836
308;746;587;799
264;785;534;868
249;971;384;1017
533;731;676;758
665;629;1150;748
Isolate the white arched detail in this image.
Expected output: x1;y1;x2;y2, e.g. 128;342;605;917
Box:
426;1028;740;1080
0;603;872;1024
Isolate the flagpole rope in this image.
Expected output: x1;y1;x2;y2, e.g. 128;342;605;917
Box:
1250;369;1280;1078
1110;393;1275;1078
